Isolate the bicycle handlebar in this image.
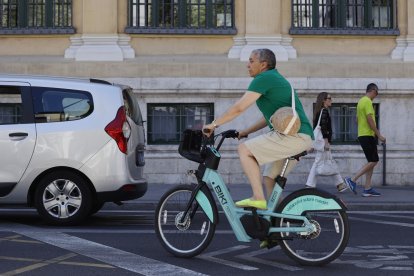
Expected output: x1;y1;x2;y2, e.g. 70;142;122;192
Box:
202;129;239;151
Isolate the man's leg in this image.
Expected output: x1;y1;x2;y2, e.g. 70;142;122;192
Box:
351;161;377;183
363;162;376;189
264;176;275;198
353;136;379;186
238;143;266;201
263;159;297;197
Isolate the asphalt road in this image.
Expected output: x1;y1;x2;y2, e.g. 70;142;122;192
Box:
1;209;414;276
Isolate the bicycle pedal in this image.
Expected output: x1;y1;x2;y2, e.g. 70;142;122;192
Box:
260;239;279;249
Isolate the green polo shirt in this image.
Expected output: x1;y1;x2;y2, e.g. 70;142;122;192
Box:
357;95;375;137
247;69;313;138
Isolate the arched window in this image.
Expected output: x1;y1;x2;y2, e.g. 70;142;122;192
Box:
290;0;398;35
0;0;74;34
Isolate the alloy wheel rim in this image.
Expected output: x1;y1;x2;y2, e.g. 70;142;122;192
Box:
42;179;82;219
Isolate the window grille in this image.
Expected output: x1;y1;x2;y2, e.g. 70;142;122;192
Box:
0;0;74;34
126;0;236;35
327;103;379;144
291;0;398;35
147;103;214;144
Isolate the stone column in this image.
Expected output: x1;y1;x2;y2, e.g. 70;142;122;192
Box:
280;0;297;59
391;0;414;61
230;0;296;61
228;0;246;58
402;0;414;61
65;0;135;61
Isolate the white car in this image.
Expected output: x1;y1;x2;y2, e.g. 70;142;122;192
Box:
0;75;147;225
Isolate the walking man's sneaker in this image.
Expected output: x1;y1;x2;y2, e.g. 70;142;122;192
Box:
362;188;381;197
345;177;357;195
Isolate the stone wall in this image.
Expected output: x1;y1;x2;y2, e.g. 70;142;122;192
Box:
106;76;414;187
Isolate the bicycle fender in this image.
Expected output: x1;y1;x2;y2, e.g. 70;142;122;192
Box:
278;188;347;216
195;184;219;224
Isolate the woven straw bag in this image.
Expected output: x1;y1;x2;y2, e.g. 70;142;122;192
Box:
270;84;301;135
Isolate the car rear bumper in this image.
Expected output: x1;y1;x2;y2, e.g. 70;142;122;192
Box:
96;179;147;202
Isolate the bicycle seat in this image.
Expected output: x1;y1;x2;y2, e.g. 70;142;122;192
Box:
289;151;307;161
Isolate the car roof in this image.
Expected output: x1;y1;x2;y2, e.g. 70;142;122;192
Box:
0;74;90;83
0;74;125;89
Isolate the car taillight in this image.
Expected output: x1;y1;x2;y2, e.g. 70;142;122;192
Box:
105;107;131;154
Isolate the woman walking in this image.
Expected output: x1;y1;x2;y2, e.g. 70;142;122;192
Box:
305;92;348;192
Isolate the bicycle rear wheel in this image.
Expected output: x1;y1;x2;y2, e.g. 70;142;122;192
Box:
155;184;216;258
277;210;349;266
275;189;350;266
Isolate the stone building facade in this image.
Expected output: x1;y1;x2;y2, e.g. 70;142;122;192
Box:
1;0;413;186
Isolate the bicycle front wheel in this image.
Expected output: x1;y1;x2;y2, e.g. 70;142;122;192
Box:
155;185;216;258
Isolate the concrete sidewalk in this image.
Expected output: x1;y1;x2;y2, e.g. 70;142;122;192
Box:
105;183;414;211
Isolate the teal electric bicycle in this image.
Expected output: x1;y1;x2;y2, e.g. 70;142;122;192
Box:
155;129;349;266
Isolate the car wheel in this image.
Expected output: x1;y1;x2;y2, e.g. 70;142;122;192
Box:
89;201;105;215
35;170;92;226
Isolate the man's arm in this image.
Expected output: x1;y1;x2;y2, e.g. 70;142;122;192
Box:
203;91;261;134
366;114;386;143
238;117;267;138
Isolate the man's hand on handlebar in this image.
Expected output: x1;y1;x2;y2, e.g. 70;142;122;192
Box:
202;124;215;137
237;130;248;140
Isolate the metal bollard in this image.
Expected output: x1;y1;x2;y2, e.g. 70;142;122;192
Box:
382;143;386;186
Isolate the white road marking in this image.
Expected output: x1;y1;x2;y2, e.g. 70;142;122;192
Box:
358;213;414;220
198;245;259;271
237;247;302;271
348;211;414;214
335;246;414;271
381;266;413;270
0;222;206;276
348;216;414;228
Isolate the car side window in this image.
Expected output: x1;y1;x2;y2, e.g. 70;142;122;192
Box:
32;87;94;123
0;86;23;125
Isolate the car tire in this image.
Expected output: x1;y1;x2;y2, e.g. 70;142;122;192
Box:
34;170;92;226
89;201;105;215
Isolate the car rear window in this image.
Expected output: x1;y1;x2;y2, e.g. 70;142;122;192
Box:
32;87;93;123
123;89;143;126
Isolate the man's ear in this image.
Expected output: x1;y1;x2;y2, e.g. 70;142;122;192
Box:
260;62;268;71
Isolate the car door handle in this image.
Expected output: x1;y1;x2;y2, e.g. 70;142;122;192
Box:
9;132;29;138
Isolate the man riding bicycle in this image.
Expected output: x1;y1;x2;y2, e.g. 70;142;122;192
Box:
203;48;313;210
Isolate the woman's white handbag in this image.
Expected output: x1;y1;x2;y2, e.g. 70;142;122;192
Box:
316;150;339;176
312;109;325;151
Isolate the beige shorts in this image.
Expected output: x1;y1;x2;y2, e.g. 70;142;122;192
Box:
244;131;312;179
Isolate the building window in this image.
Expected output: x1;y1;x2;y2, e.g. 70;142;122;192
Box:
328;103;379;144
126;0;236;35
147;103;214;144
290;0;399;35
0;87;22;125
0;0;74;35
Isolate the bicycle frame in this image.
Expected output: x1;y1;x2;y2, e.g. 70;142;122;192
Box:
195;146;344;243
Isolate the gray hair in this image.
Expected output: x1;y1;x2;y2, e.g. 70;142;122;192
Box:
251;48;276;70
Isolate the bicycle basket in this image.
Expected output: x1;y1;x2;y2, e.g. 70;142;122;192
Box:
178;129;205;163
